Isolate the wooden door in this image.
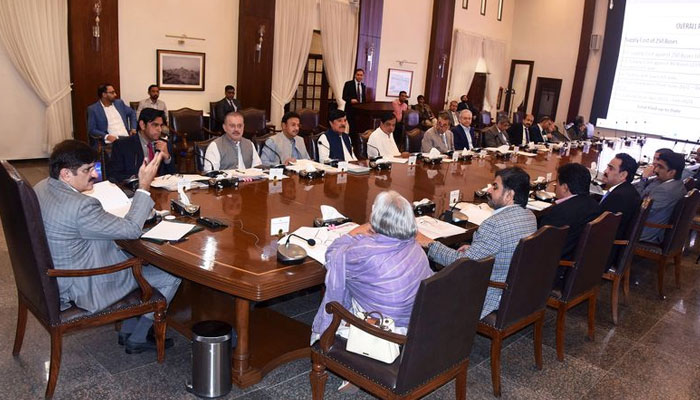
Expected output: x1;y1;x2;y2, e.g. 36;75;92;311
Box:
532;77;562;122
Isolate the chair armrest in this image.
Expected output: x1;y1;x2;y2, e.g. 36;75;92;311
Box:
613;240;629;246
559;260;575;267
203;127;219;138
644;221;673;229
488;281;507;289
319;301;407;352
47;258;153;302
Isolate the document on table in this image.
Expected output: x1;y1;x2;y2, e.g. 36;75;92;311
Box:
383;156;408;164
277;223;359;264
222;168;267;179
150;174;209;190
454;203;494;226
84;181;132;218
287;159;340;174
416;216;467;239
141;221;196;241
526;199;552;211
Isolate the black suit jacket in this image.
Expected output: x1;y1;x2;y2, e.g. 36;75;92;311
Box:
507;123;532;145
214;97;242;128
529;124;545;143
107;134;176;182
600;181;641;240
451;125;476;150
342;80;366;113
538;194;602;260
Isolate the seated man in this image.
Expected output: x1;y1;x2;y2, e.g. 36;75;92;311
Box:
451;109;476;150
318;109;357;163
367;113;402;159
108;108;176;182
260;111;310;166
414;95;436;129
445;100;460;127
312;190;433;342
529;116;552;143
483;115;511;147
635;151;687;243
421;111;454;153
34;140;181;353
417;167;537;319
136;84;168;122
214;85;241;129
507;113;535;146
204;111;262;171
565;116;588;141
87;83;137;143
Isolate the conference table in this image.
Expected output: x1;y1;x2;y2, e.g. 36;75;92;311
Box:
117;137;657;387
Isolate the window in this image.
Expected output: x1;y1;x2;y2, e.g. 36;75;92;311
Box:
287;54;334;123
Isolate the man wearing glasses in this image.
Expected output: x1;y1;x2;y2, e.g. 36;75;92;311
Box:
87;83;137;144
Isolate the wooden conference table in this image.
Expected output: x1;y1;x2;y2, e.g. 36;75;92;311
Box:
118;139;648;387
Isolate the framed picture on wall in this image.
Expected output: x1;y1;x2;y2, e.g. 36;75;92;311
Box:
157;49;206;91
386;68;413;97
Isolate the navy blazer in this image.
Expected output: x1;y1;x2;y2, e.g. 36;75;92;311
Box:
107;134;176;182
529;124;546;143
451;125;476;150
342;80;366;112
538;194;602;261
87;99;137;139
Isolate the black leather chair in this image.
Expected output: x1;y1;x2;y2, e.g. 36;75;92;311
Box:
547;211;621;361
169;107;217;172
298;108;326;136
193;137;217;173
253;132;275;155
310;257;494;400
402;109;420;132
129;101;140;111
635;189;700;298
602;197;652;324
404;128;424;153
478;226;568;396
240;108;272;139
0;160;167;399
308;132;324;162
359;129;373;160
209;101;220;132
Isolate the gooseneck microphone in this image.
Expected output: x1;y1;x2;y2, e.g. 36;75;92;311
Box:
366;143;382;161
195;152;223;178
285;233;316;247
277;233;315;264
260;141;285;168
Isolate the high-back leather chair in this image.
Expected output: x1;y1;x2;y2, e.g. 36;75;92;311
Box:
209;101;220;132
129;101;140;111
402;109;420;131
404;128;424;153
512;112;524;124
547;211;621;361
310;257;494;400
308;132;324;162
602;197;652;324
0;160;167;399
360;129;373;159
240;107;269;139
169;107;215;172
193;137;217;173
253;132;275;156
635;189;700;298
298;108;325;136
478;225;568;396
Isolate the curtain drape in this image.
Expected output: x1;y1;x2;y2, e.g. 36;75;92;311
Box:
447;30;483;104
510;66;528;112
319;0;358;111
482;38;507;112
0;0;73;152
270;0;315;127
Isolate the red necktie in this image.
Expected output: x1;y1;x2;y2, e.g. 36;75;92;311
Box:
148;142;155;162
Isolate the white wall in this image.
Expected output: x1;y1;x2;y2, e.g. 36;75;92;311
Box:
0;43;48;160
374;0;433;103
118;0;238;113
510;0;585;125
578;0;609;123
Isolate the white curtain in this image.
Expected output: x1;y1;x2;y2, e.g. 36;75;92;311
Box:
270;0;315;127
447;30;483;104
482;39;507;112
320;0;359;111
0;0;73;152
510;65;529;112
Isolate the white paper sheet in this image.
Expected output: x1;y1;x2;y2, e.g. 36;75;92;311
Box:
84;181;132;217
277;223;358;264
454;203;494;226
287;159;340;174
526;200;552;211
384;156;408;164
141;221;196;241
416;216;467;239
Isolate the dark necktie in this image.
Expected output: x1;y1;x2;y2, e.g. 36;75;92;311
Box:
357;82;362;102
525;127;530;143
147;142;155;162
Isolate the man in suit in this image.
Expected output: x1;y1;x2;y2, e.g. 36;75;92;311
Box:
417;167;537;319
508;113;535;146
483;115;511;147
452;109;476;150
318;109;357;163
445;100;460;127
635;151;688;243
529;116;552;143
457;94;478;116
342;68;366;153
87;83;137;144
108;108;176;182
260;111;310;166
421;112;454;153
34;140;181;354
204;111;262;171
214;85;242;129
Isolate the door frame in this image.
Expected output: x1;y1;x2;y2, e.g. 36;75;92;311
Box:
532;77;562;122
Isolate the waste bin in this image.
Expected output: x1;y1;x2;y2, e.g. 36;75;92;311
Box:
186;320;233;398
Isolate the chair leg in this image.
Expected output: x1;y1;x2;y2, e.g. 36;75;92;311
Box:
587;292;597;341
622;268;631;305
46;329;62;399
657;258;667;299
555;304;566;362
12;297;27;356
534;313;544;370
455;363;468;400
611;276;620;325
489;336;502;397
153;309;166;363
309;358;328;400
674;254;682;289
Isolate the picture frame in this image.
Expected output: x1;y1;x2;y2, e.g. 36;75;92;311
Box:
157;49;206;91
386;68;413;98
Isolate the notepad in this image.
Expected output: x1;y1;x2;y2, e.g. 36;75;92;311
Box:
416;216;467;239
141;221;196;241
84;181;132;218
454;203;494;226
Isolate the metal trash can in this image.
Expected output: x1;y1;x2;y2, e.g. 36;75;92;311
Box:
186;320;233;398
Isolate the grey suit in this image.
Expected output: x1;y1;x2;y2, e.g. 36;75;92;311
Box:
634;178;687;243
421;127;454;153
260;132;310;165
483;125;510;147
34;178;180;316
427;205;537;319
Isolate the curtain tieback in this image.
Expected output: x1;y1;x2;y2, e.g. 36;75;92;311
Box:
45;84;72;108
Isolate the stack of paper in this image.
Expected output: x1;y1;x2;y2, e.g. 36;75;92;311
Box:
277;223;358;264
142;221;196;241
84;181;132;218
151;174;209;191
454;203;493;226
383;156;408;164
222;168;267;179
416;216;467;239
287;159;340;174
527;200;552;211
346;163;370;175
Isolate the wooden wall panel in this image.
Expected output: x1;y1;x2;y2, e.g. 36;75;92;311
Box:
237;0;275;117
567;0;596;122
355;0;384;102
68;0;120;143
424;0;455;114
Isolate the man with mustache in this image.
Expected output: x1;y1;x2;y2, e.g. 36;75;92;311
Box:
318;109;357;163
204;111;262;171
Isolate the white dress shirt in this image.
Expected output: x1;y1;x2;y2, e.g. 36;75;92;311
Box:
459;124;474;149
203;140;262;171
367;127;400;159
101;101;128;141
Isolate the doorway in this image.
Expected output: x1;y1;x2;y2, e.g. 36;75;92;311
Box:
467;72;487;113
532;77;562;122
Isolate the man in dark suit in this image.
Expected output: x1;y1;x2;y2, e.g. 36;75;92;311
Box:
108;108;176;182
214;85;242;129
529;116;552;143
451;109;476;150
508;113;535;145
342;68;366;154
87;83;137;144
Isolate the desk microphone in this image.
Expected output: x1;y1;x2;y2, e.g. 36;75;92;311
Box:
195;152;223;178
366;143;382;161
277;233;316;264
440;200;468;225
317;141;339;167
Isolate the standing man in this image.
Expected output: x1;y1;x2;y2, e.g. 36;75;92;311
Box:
483;115;511;147
391;90;409;148
507;113;535;146
421;112;454;153
34;140;181;353
214;85;242;129
367;114;402;159
87;83;137;143
108;108;176;182
452;109;476;151
318;109;356;163
136;85;168;124
204;112;262;171
342;68;366;154
260;111;310;166
445;100;460;127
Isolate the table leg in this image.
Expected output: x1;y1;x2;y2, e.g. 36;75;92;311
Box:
233;297;250;374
